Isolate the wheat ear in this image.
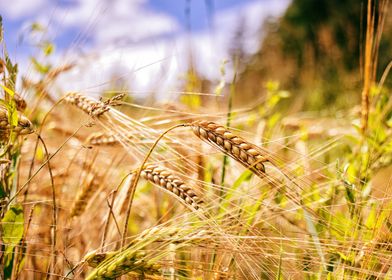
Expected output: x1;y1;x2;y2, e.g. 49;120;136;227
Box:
70;174;101;217
13;92;27;111
141;164;203;210
85;228;209;265
85;250;161;280
85;226;209;279
86;131;133;146
191;120;267;178
64;92;126;118
64;92;110;117
0;107;34;136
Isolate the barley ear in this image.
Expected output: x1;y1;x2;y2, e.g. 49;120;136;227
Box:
141;164;203;210
191;120;268;178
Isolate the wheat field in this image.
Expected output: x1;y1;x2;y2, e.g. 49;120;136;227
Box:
0;1;392;279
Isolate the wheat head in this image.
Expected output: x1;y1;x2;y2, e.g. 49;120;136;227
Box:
86;131;133;146
141;164;203;210
0;107;34;137
191;120;267;178
70;174;101;217
64;92;110;117
85;250;161;279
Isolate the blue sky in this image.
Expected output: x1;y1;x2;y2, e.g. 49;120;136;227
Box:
1;0;266;54
0;0;290;96
149;0;259;31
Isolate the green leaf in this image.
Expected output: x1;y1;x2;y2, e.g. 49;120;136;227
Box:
232;169;253;190
10;109;18;127
0;84;15;97
43;42;55;56
30;57;50;74
214;59;228;96
365;204;377;230
1;204;24;246
218;169;253;216
30;22;45;32
180;94;201;109
304;209;326;271
265;81;279;92
276;247;283;280
213;79;225;96
2;205;23;278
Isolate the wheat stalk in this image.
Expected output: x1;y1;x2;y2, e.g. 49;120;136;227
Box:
141;164;203;210
190;120;268;178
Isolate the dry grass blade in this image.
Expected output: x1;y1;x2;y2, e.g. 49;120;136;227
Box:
191;120;268;178
141;164;203;210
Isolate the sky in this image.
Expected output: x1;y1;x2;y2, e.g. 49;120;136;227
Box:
0;0;291;99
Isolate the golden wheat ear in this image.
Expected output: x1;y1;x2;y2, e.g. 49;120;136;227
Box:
64;92;110;117
86;131;133;146
190;120;268;178
70;175;101;217
13;92;27;111
141;164;203;210
0;107;34;137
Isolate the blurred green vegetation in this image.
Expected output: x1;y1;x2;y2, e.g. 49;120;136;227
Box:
235;0;392;110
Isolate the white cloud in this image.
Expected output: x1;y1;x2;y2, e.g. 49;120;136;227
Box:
0;0;47;19
93;11;178;45
10;0;291;99
213;0;291;55
54;39;184;99
52;0;179;46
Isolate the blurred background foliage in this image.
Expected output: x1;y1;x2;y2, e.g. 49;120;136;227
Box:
228;0;392;111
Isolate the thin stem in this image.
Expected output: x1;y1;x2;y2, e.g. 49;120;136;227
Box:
14;204;35;280
219;58;238;198
120;124;185;248
361;0;375;135
24;97;67;204
7;125;83;206
38;135;57;280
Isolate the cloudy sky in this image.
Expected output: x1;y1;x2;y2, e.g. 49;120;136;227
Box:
0;0;290;98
